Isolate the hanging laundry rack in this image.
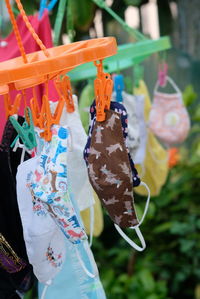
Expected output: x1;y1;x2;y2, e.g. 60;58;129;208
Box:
69;37;171;82
0;0;117;95
68;0;171;81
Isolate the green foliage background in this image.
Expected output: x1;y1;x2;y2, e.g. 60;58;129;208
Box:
7;1;200;298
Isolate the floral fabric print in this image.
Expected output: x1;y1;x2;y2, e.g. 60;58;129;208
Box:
46;245;63;268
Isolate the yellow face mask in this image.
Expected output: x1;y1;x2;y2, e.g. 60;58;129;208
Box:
134;80;169;197
80;192;104;237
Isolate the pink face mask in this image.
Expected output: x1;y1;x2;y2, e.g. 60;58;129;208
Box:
149;76;190;146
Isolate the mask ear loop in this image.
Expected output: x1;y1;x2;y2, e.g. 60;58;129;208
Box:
75;243;97;278
40;279;52;299
114;181;150;251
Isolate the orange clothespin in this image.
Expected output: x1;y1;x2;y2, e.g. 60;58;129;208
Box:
30;86;65;141
30;90;45;129
94;60;113;122
4;93;21;118
55;76;75;113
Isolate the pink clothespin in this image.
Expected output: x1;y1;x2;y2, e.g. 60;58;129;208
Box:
158;63;168;87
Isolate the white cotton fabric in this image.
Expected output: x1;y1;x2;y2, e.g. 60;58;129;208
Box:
133;94;147;165
16;157;66;284
121;91;141;159
50;95;94;211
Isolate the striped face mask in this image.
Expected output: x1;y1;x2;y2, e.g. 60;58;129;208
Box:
86;109;150;251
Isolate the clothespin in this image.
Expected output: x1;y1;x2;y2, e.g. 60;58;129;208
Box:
114;74;124;103
9;107;37;150
4;93;21;119
39;0;58;20
30;87;65;142
158;62;168;87
94;60;113;122
55;76;75;113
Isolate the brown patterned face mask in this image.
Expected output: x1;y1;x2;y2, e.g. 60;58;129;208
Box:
87;110;138;228
87;110;150;251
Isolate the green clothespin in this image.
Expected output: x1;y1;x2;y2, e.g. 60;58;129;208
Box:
133;63;144;88
9;107;37;150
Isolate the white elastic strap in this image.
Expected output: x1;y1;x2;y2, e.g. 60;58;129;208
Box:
138;181;151;225
40;279;52;299
41;285;48;299
12;138;33;164
114;224;146;252
114;181;150;251
89;204;94;247
154;76;182;97
75;245;96;278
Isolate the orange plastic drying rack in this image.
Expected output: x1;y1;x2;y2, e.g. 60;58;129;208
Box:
0;37;117;95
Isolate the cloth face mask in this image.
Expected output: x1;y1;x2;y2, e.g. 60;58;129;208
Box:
38;239;106;299
50;97;95;212
84;100;141;187
30;126;96;279
17;156;66;285
88;110;138;228
30;125;87;244
113;91;141;159
134;80;169;197
133;94;147;166
149;76;190;146
87;110;150;251
50;97;95;245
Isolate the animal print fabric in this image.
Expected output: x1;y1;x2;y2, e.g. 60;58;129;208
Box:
87;110;139;228
84;100;141;187
29;125;87;244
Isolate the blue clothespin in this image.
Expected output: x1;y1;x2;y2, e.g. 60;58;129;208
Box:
114;74;124;103
39;0;59;20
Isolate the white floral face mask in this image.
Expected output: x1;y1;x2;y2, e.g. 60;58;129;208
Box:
28;125;96;282
17;156;66;285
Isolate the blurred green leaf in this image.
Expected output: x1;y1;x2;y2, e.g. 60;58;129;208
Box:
138;269;155;292
183;84;197;106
